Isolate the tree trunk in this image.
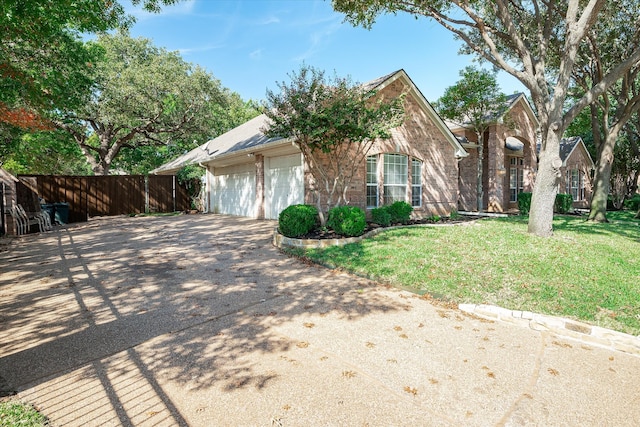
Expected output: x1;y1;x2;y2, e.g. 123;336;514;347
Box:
528;131;563;237
477;134;484;211
588;130;618;222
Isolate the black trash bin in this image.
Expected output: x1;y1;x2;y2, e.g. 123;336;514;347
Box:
54;202;70;224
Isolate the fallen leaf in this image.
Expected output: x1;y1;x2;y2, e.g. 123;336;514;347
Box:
403;386;418;396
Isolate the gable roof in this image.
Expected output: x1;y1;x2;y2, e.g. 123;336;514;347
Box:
559;136;595;168
446;92;539;132
152;69;467;174
151;115;285;174
370;69;468;158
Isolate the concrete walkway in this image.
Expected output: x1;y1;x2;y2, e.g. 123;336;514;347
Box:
1;214;639;426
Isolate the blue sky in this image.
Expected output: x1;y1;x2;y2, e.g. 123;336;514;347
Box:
125;0;525;103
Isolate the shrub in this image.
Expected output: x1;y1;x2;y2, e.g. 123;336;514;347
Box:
327;206;366;237
554;193;574;214
387;201;413;224
624;194;640;211
370;207;392;226
517;192;532;215
278;204;318;237
427;214;441;222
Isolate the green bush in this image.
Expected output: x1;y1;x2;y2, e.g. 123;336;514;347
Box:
624;194;640;211
370;206;392;226
327;206;366;237
517;192;532;215
278;204;318;237
554;193;574;214
387;201;413;224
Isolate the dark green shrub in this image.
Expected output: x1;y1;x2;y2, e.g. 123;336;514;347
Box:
370;206;392;226
624;194;640;211
327;206;366;237
517;192;532;215
554;193;574;214
278;204;318;237
387;201;413;224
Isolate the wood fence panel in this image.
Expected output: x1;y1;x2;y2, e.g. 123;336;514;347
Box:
18;175;187;224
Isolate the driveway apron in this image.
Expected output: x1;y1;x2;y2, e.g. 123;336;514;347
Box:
1;214;639;426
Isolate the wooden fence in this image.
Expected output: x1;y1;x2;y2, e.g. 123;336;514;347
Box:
17;175;190;224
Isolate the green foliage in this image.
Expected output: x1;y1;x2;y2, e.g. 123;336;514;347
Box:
57;31;234;175
263;64;405;223
624;194;640;211
370;206;392;226
0;0;178;129
278;204;319;238
449;209;461;220
435;66;507;130
177;165;205;210
327;206;366;237
2;129;91;175
427;214;441;222
517;192;532;215
386;201;413;224
0;400;49;427
554;193;574;214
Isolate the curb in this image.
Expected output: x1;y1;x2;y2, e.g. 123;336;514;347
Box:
459;304;640;357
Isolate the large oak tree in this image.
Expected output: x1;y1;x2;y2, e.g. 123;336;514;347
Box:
333;0;640;237
57;32;228;175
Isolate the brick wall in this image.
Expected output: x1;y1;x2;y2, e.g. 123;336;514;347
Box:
560;144;593;209
304;78;459;218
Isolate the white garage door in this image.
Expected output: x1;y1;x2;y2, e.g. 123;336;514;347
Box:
266;154;304;220
212;164;256;217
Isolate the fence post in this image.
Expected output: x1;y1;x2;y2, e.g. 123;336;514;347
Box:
173;175;176;212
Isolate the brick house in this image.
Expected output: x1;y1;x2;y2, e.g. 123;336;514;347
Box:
450;93;539;212
153;70;468;219
556;136;595;209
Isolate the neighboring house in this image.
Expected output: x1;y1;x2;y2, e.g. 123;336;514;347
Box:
557;136;595;209
153;70;468;220
449;93;539;212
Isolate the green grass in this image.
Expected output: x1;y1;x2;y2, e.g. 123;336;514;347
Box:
0;400;49;426
297;211;640;335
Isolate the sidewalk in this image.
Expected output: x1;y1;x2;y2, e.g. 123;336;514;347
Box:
1;214;639;426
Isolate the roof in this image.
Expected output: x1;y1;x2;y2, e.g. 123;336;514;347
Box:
151;114;284;174
559;136;595;168
446;92;539;131
152;69;468;173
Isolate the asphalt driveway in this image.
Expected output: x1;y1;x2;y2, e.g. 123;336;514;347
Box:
1;214;639;426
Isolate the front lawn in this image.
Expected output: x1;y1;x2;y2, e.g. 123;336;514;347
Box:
297;212;640;335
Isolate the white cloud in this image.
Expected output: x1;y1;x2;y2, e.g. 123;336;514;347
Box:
250;49;263;60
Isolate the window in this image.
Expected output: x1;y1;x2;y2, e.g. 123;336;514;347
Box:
411;159;422;207
366;153;422;208
509;157;524;202
568;169;585;201
383;154;408;205
366;155;378;208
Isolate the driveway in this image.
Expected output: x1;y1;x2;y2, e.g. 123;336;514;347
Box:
1;214;639;426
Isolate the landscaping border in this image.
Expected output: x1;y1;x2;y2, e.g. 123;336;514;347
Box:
272;221;476;250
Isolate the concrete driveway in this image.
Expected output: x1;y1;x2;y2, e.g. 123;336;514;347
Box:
1;214;639;426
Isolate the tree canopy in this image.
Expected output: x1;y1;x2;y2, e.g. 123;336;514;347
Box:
262;65;405;224
333;0;640;237
55;31;231;175
0;0;180;129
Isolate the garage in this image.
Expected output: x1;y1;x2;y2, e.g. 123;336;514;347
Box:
211;163;256;217
265;154;304;220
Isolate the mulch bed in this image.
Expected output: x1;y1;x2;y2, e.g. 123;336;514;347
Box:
298;216;477;240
